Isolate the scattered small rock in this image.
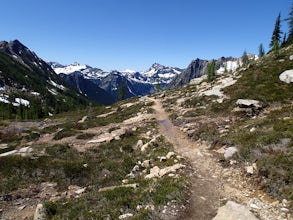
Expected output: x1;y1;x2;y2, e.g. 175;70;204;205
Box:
166;151;176;159
134;140;143;150
18;205;26;210
224;147;238;160
122;179;129;184
160;156;167;162
141;160;151;168
213;201;258;220
78;116;87;123
33;204;47;220
250;127;256;132
280;208;290;213
118;213;133;219
145;164;185;179
246;166;254;174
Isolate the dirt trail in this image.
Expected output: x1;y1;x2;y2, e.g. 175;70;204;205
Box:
150;97;223;220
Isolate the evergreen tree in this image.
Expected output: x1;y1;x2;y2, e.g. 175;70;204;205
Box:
270;13;282;50
118;79;126;100
258;43;265;57
282;32;287;45
287;2;293;43
273;38;280;56
155;79;162;92
207;60;216;82
242;50;249;66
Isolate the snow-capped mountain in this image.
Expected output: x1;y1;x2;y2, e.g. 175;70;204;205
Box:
49;62;109;78
50;62;183;101
0;40;93;119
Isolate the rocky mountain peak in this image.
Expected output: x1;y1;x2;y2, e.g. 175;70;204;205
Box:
0;39;32;58
151;63;165;69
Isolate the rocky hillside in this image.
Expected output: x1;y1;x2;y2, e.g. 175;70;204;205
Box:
169;55;257;89
0;40;91;119
161;45;293;216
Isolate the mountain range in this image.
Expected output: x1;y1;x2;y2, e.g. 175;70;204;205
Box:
0;39;256;119
49;62;183;102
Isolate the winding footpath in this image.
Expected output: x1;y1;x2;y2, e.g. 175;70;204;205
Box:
149;97;290;220
150;97;223;219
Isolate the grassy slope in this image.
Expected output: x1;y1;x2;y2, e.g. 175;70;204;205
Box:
223;47;293;200
0;98;189;219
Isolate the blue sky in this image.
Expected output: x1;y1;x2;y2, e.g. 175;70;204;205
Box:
0;0;291;71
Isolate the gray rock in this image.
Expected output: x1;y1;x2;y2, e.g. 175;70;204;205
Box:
141;160;151;168
246;166;254;174
213;201;258;220
33;204;47;220
279;70;293;83
17;146;33;157
166;151;176;159
134;140;143;150
0;150;18;157
236;99;262;109
119;213;133;219
160;156;167;162
78;116;88;123
224;147;238;160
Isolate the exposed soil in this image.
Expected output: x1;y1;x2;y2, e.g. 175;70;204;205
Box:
150;97;222;219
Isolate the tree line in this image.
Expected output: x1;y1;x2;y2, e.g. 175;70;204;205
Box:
206;2;293;82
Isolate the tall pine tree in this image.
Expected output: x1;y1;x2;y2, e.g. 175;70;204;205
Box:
207;60;216;82
118;79;126;101
287;2;293;43
258;43;265;57
242;50;249;66
270;13;282;50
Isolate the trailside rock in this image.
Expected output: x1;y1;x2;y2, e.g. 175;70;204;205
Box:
224;147;238;160
133;139;143;150
213;201;258;220
118;213;133;219
279;70;293;83
33;204;47;220
236;99;262;109
166;151;176;159
145;166;160;179
145;164;185;179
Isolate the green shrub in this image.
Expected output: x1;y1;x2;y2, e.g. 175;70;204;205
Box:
76;133;95;140
53;129;77;140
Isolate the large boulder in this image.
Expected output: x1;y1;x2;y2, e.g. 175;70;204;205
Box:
279;70;293;83
236;99;262;109
213;201;258;220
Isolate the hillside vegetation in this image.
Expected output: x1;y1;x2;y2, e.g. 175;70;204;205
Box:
0;97;189;219
0;41;91;120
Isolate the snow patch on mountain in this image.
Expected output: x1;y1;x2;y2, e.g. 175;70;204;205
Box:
0;94;9;104
48;79;66;90
50;62;182;86
217;60;239;74
53;62;87;74
13;98;30;107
